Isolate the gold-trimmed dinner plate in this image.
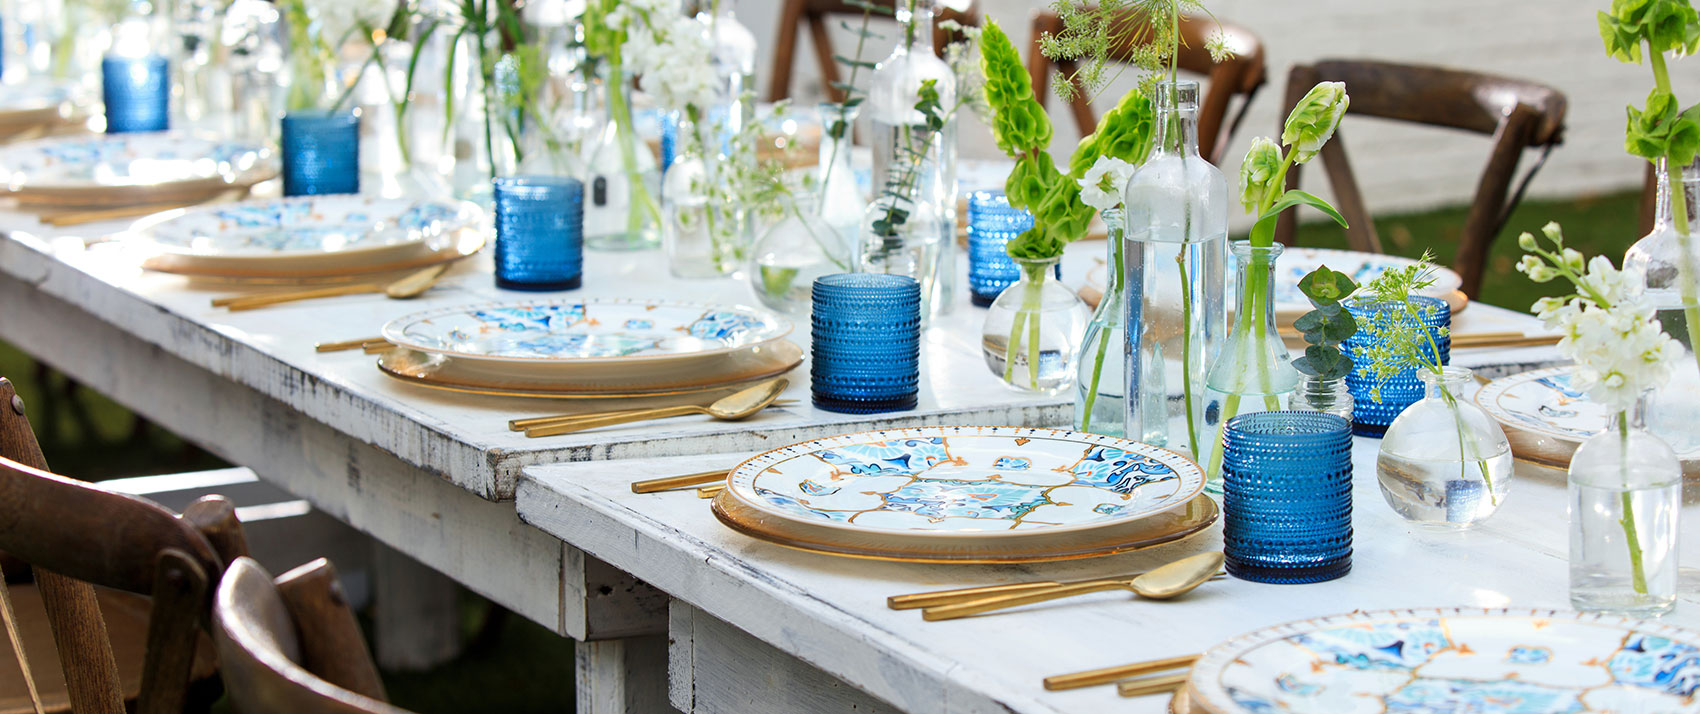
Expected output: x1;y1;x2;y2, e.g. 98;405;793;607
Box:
0;132;278;206
1477;366;1700;475
710;490;1217;563
142;227;485;280
376;340;803;397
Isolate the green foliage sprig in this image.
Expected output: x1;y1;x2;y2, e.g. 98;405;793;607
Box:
1291;267;1359;380
1354;251;1449;403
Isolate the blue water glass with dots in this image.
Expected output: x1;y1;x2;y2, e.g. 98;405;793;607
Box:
1222;411;1354;584
811;274;921;414
493;175;585;291
1344;295;1451;437
966;190;1037;306
101;54;169;133
280;111;360;196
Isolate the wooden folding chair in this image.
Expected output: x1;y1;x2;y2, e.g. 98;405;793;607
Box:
0;377;236;713
214;557;406;714
1026;8;1266;164
1271;60;1567;298
766;0;980;103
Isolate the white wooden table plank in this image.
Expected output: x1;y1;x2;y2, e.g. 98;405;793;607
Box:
516;434;1700;714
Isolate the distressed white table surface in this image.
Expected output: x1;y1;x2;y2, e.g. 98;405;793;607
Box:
516;436;1700;714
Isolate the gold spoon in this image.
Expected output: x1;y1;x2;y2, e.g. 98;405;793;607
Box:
921;552;1225;621
215;263;450;311
524;379;789;437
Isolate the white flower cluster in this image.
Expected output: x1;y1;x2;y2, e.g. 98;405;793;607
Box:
607;0;719;112
306;0;392;45
1517;223;1682;412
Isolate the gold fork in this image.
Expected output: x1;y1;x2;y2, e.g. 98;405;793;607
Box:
1044;653;1199;691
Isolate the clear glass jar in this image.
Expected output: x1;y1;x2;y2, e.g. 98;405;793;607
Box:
1375;366;1513;528
749;196;851;316
1292;375;1353;422
662;113;749;279
1569;395;1681;617
1075;209;1127;436
982;256;1091;394
1200;242;1296;490
1122;80;1228;456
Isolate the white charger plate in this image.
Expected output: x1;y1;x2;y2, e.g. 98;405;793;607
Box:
0;132;277;204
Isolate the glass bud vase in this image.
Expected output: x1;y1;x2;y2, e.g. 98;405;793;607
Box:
1568;395;1681;617
1375;366;1513;528
982;257;1091;394
1075;209;1127;436
859;194;947;324
816;103;865;247
1199;242;1297;491
583;65;661;251
663;114;748;279
749;197;851;316
1122;80;1228;456
1292;375;1353;422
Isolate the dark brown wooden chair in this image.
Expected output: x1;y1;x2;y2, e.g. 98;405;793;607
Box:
214;557;405;714
1026;9;1266;164
766;0;980;103
1272;60;1567;298
0;377;237;714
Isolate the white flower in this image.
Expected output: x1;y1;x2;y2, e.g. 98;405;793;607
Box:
1078;156;1134;212
308;0;393;44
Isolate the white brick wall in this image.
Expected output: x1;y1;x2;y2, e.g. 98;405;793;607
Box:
736;0;1683;217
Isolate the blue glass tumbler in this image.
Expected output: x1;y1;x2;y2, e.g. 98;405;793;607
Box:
280;111;360;196
494;175;585;291
811;274;921;414
101;54;169;133
1222;411;1353;584
966;190;1035;306
1344;295;1451;437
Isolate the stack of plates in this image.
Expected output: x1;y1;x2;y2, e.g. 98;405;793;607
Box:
1477;366;1700;473
377;298;802;399
711;426;1218;563
0;81;79;141
1180;608;1700;713
0;132;277;206
134;194;486;279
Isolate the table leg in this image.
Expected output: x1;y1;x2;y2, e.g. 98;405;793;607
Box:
576;635;678;714
667;601;901;714
373;542;463;671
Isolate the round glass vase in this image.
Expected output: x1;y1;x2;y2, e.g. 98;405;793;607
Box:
1075;209;1127;436
981;257;1091;394
1291;375;1353;423
1568;395;1681;617
749;198;852;316
1375;366;1513;528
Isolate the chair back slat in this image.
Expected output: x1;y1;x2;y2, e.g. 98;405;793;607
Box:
1307;60;1566;145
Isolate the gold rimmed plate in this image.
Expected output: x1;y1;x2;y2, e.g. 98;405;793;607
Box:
375;340;804;398
0;132;278;207
142;227;485;280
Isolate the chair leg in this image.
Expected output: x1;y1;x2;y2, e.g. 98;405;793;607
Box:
766;0;804;102
136;550;208;714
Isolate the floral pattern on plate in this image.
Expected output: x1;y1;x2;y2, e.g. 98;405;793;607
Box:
726;426;1204;537
1477;366;1700;459
381;299;791;364
0;132;272;188
144;195;478;258
1190;608;1700;714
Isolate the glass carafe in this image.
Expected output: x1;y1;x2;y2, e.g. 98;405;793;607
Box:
582;64;661;251
1569;395;1681;617
1075;209;1127;435
1122;80;1227;456
1201;242;1297;489
1375;366;1513;528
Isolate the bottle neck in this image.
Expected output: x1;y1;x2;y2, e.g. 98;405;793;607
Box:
1232;244;1282;324
1419;367;1472;400
1610;394;1651;432
898;1;935;55
1653;157;1700;232
1151;98;1200;157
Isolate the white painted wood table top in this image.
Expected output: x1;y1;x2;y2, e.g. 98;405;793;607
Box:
516;440;1700;714
0;208;1559;501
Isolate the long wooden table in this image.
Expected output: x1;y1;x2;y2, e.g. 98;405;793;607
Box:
0;200;1590;712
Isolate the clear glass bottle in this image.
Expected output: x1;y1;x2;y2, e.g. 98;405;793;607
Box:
1292;375;1353;422
1201;242;1297;489
749;195;851;316
582;63;661;251
1075;209;1127;435
1625;159;1700;459
1375;366;1514;528
219;0;286;145
662;113;747;278
865;0;957;321
1569;394;1680;617
1122;80;1228;456
699;1;756;146
817;102;864;246
982;256;1091;394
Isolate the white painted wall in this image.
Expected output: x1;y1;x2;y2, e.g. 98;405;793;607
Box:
734;0;1679;219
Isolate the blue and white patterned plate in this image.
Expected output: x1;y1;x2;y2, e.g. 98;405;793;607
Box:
725;426;1205;538
1189;608;1700;713
138;195;480;260
0;132;275;191
1476;366;1700;464
382;299;793;365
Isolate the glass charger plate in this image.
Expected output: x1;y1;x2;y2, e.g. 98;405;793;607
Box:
711;490;1216;563
376;340;803;397
133;195;482;272
1476;366;1700;473
141;228;484;280
723;426;1205;541
0;132;278;205
382;298;792;366
1187;607;1700;713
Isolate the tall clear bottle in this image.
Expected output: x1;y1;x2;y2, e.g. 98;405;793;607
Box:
698;1;756;145
1075;209;1127;436
860;0;957;322
1625;158;1700;458
1120;80;1227;456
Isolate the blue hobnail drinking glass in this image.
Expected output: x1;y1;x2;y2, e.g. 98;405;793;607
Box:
280;111;360;196
494;175;585;291
1222;411;1353;584
967;190;1035;306
1344;295;1451;437
811;274;921;414
101;54;169;134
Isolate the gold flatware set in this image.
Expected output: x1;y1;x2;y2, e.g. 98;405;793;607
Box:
1045;653;1200;697
215;263;450;311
